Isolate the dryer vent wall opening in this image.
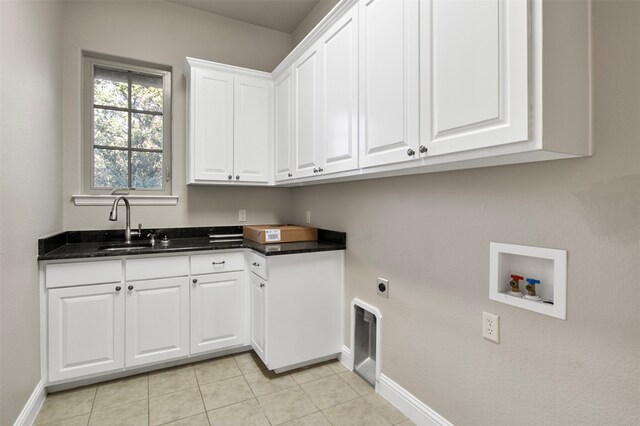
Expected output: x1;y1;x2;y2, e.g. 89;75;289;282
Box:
353;304;378;387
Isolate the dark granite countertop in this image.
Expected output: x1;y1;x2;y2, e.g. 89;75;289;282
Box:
38;226;346;261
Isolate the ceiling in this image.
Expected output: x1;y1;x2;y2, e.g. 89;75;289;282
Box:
167;0;321;34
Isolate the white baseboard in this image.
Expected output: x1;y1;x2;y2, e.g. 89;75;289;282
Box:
339;345;352;370
378;374;452;426
13;380;46;426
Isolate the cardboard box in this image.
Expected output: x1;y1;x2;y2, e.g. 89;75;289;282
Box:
243;225;318;244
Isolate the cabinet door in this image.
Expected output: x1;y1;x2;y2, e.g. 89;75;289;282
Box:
420;0;528;155
249;273;267;363
49;283;125;382
234;76;271;183
320;7;359;175
191;271;247;355
125;277;189;367
274;68;294;182
359;0;419;168
192;68;234;182
294;45;322;178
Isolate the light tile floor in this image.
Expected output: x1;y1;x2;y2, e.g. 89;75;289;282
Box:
34;352;415;426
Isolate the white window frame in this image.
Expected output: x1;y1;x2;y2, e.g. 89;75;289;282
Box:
82;53;172;196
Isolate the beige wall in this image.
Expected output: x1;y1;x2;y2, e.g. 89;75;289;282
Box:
0;1;64;424
291;0;340;48
291;1;640;424
62;0;293;230
3;0;638;424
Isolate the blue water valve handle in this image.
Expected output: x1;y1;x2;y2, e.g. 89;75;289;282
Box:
526;278;540;285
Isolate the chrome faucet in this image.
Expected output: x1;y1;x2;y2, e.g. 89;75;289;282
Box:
109;196;141;244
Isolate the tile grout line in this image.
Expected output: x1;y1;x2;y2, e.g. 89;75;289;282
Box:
233;354;274;426
191;363;209;425
200;364;214;426
88;383;98;425
147;371;150;426
41;354;355;426
233;353;275;426
151;364;204;426
297;372;363;419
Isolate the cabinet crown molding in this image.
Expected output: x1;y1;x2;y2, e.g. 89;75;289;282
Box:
184;57;272;80
272;0;359;77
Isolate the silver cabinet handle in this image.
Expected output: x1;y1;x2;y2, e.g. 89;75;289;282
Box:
260;283;265;288
252;262;260;267
318;167;324;172
192;279;198;284
235;175;240;180
407;148;415;156
128;285;134;291
212;261;226;265
419;145;428;153
115;286;122;292
228;175;232;180
313;168;318;173
288;172;292;177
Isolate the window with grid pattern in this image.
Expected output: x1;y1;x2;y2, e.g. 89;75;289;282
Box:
84;55;171;194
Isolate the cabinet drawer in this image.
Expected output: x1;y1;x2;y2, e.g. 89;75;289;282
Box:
46;260;122;288
126;256;189;281
191;252;245;275
249;252;268;280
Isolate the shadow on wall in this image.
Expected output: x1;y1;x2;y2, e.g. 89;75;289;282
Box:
185;184;293;224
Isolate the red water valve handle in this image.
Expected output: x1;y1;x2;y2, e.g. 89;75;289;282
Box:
510;274;524;281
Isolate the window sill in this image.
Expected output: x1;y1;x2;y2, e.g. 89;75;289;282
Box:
72;195;179;206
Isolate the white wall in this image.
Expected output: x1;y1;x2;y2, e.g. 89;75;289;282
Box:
62;0;293;230
0;1;64;424
290;1;640;424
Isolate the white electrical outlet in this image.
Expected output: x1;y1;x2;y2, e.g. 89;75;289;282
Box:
306;211;311;224
238;210;246;222
482;312;500;343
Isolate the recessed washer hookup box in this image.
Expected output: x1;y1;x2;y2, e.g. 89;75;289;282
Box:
243;225;318;244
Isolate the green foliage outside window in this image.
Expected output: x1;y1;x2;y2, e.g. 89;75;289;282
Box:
92;66;166;190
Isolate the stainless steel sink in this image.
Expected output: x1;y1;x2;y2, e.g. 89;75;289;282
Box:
98;243;153;251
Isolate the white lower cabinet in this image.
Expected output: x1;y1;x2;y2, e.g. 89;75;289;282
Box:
48;283;125;382
250;251;343;372
47;258;191;382
44;248;344;383
249;273;267;361
191;271;247;355
125;277;190;368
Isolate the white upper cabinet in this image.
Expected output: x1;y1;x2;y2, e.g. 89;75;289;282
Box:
293;46;322;178
420;0;529;156
190;68;234;182
185;58;272;185
234;76;271;182
358;0;419;168
320;6;359;175
277;6;359;180
185;0;590;186
274;67;294;182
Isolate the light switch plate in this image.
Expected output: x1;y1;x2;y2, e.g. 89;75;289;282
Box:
238;210;246;222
